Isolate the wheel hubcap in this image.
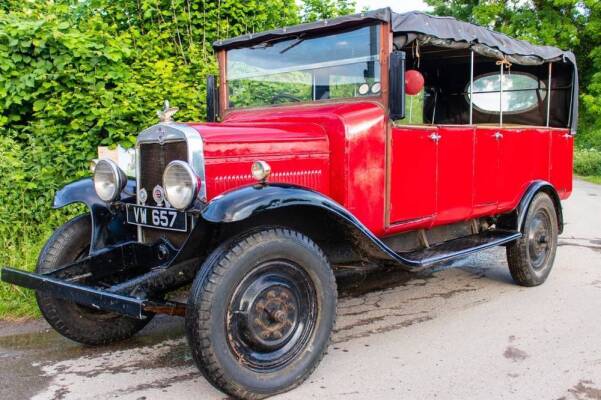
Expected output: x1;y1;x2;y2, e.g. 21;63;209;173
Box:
227;261;316;371
527;210;552;269
247;286;298;349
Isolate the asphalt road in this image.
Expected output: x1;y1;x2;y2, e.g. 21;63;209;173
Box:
1;179;600;400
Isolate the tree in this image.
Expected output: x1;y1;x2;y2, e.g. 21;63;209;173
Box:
301;0;357;22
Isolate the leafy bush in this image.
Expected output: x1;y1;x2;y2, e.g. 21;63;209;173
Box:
0;0;319;319
0;136;62;319
574;148;601;177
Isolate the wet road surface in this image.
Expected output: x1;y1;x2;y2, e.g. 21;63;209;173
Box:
1;179;600;400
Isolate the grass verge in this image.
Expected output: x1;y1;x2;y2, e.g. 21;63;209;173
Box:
0;226;53;320
577;175;601;185
574;148;601;186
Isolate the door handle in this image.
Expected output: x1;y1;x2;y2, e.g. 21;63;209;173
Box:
562;133;571;139
493;132;503;140
429;133;441;142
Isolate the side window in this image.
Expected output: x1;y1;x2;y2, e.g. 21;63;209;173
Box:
397;88;426;125
466;72;546;114
394;68;428;125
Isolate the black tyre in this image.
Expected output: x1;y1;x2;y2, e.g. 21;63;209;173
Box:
506;192;558;286
186;228;337;400
36;214;151;346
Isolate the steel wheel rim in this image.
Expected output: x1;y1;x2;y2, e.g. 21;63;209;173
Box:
227;260;317;371
527;209;552;270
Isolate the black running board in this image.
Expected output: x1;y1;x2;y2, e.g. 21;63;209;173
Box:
396;230;522;267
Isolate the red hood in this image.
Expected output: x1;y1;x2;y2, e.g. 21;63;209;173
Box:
185;121;329;159
184;102;386;227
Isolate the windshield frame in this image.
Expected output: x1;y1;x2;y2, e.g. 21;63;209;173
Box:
218;22;389;115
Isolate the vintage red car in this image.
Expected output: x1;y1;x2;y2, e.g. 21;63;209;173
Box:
1;8;576;399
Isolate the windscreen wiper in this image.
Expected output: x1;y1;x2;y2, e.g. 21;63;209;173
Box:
280;34;306;54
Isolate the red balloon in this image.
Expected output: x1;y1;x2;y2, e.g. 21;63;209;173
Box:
405;70;425;96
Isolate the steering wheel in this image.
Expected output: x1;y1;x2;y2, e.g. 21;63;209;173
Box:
270;93;302;104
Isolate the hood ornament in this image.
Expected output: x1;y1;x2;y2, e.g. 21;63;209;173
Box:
157;100;179;123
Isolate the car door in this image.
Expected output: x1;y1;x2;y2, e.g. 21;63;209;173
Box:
435;126;475;224
550;129;574;198
497;128;529;211
473;127;501;216
389;126;438;227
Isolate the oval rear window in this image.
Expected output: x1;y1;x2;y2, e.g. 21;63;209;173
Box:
466;72;546;114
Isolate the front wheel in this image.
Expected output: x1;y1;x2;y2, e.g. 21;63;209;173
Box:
506;192;559;286
36;214;151;346
186;228;337;400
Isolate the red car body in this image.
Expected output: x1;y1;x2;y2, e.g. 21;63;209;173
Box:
187;101;573;238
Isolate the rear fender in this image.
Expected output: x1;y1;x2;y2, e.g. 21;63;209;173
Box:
53;178;137;254
498;180;564;234
517;181;564;234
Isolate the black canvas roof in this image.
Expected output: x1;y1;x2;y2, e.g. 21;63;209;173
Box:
213;8;575;65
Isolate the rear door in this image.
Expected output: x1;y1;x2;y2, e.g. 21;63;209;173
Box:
389;126;438;226
497;128;530;211
473;127;500;216
435;126;475;224
550;129;574;198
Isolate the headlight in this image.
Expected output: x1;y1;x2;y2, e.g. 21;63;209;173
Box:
163;161;199;210
93;159;127;202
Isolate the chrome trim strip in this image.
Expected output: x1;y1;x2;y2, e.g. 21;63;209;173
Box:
136;122;206;242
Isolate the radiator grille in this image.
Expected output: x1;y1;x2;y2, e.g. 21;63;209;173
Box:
139;141;188;246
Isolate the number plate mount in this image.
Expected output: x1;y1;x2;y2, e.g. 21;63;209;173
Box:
126;204;188;232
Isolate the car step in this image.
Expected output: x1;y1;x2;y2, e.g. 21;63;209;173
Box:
396;230;522;267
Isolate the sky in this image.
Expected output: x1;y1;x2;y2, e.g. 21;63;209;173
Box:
354;0;430;13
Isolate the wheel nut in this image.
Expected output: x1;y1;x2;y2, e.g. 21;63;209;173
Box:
274;310;287;323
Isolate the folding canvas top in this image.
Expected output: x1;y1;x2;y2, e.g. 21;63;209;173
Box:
213;8;574;63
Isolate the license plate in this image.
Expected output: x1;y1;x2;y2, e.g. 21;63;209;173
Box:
126;204;188;232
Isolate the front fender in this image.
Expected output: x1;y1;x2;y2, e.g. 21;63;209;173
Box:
201;184;339;223
200;184;416;266
53;178;137;254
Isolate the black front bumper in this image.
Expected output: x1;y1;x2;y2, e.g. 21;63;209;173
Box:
0;240;195;319
1;267;159;318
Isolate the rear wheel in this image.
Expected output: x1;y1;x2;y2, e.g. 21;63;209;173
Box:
186;228;337;399
506;193;558;286
36;214;151;346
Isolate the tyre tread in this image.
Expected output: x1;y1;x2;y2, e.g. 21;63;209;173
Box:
506;192;558;287
36;214;150;346
186;228;337;400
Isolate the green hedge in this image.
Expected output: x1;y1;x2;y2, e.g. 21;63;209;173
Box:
0;1;302;319
574;148;601;177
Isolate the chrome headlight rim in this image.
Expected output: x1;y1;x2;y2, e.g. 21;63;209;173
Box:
93;159;127;202
162;160;200;211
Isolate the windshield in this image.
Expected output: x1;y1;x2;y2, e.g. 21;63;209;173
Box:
226;25;381;109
